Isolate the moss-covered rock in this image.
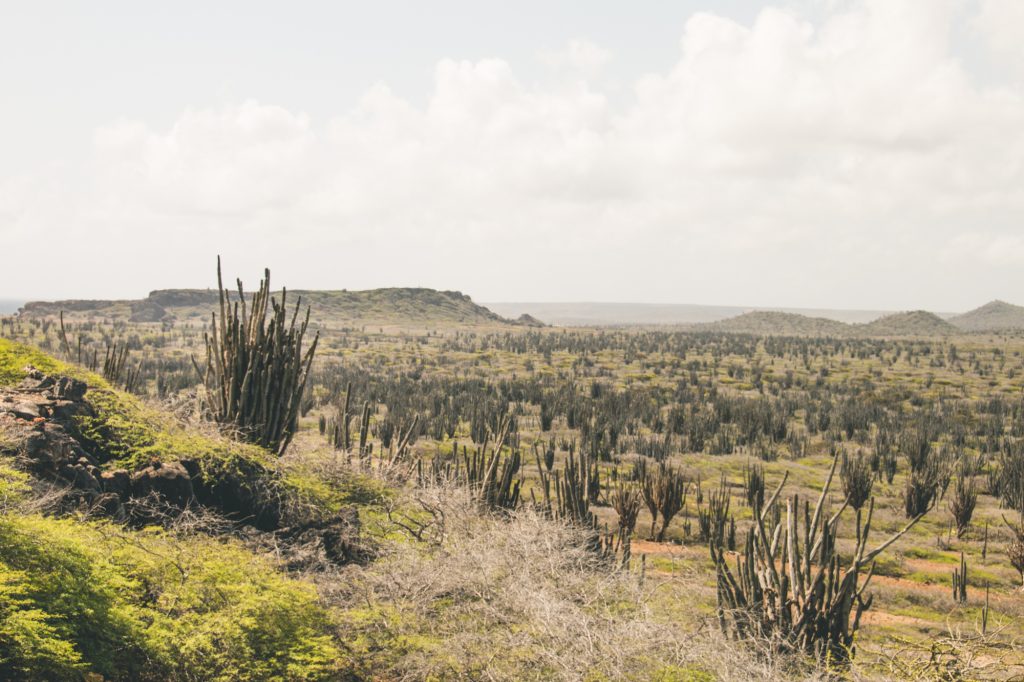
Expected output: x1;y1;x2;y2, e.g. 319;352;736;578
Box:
0;339;363;546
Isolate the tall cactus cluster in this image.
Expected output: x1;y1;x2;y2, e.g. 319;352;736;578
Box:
611;480;642;566
952;552;968;604
709;452;931;665
196;258;319;456
1006;515;1024;588
419;414;522;511
640;460;689;542
535;445;600;526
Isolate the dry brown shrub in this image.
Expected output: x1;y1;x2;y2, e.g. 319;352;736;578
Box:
314;481;816;681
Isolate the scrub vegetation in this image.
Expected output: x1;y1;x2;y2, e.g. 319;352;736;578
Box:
4;265;1024;680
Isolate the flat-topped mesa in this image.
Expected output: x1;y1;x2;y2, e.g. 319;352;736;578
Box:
20;299;126;314
147;289;219;307
19;286;531;326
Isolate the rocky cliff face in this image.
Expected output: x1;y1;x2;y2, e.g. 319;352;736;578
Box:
147;289;220;307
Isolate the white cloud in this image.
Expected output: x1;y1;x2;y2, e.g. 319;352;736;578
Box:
539;39;613;78
2;0;1024;310
93;102;317;216
974;0;1024;69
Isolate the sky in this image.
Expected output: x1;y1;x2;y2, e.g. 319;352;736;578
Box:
1;0;1023;311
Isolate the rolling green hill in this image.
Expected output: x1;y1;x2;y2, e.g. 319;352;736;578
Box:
857;310;959;337
702;311;851;336
948;299;1024;332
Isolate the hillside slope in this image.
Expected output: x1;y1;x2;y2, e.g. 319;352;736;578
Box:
0;339;369;680
948;299;1024;331
0;339;755;681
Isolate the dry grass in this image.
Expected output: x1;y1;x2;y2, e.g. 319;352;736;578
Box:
311;480;823;681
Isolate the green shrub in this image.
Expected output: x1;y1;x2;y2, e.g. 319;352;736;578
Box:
0;513;344;681
0;458;30;510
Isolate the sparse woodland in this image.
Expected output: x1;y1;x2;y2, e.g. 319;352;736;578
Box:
4;265;1024;680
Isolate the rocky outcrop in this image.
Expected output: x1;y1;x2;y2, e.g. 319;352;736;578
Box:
0;367;364;563
130;461;194;507
1;369;128;516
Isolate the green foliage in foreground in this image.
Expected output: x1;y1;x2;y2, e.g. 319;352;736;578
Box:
0;339;353;678
0;337;91;387
0;512;343;681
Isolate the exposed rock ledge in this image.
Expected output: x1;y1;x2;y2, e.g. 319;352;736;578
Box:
0;367;364;565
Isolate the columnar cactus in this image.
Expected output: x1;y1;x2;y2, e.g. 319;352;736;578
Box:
196;257;318;456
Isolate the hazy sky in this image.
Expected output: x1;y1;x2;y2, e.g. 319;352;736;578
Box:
2;0;1023;310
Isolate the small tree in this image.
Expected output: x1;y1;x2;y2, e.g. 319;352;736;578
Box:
949;472;978;539
655;466;688;542
841;451;873;511
611;481;642;565
640;461;688;541
904;454;943;518
1004;515;1024;589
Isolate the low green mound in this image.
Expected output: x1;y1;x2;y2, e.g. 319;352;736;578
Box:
1;337;265;470
703;311;851;336
0;338;344;526
857;310;958;337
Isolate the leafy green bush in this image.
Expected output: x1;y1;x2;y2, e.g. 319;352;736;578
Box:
0;513;343;681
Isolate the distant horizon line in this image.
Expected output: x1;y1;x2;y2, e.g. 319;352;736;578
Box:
3;292;1017;317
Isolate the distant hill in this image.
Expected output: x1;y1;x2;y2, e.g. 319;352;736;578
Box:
19;288;523;327
512;313;546;328
697;309;967;338
857;310;959;337
948;300;1024;332
484;302;894;326
702;311;851;336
